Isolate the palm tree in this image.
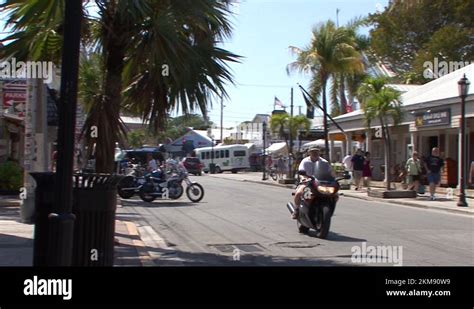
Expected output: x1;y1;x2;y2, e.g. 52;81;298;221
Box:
337;17;370;114
287;20;363;156
357;77;402;190
270;113;289;147
1;0;239;173
122;1;240;134
270;113;310;176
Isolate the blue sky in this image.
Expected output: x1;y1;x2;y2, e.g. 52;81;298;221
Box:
205;0;389;128
1;0;389;128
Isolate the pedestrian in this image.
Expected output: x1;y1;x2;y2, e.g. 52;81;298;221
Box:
277;156;285;179
351;149;364;190
362;151;372;187
342;152;352;171
267;155;273;171
469;160;474;189
405;151;422;192
424;147;444;200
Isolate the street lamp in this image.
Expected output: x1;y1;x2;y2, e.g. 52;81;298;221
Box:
262;121;268;180
457;74;470;207
211;136;215;174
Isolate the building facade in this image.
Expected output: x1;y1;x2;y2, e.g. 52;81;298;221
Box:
328;64;474;186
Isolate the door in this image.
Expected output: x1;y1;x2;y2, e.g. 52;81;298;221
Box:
428;136;438;152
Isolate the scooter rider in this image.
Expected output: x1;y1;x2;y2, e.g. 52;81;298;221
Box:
292;146;333;219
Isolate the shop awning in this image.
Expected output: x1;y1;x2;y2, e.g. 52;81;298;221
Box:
301;139;343;150
265;142;288;155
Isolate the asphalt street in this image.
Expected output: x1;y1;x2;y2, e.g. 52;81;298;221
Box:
120;175;474;266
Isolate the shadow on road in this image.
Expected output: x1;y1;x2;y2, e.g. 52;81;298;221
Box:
302;230;366;243
120;199;201;208
325;232;367;243
116;241;353;266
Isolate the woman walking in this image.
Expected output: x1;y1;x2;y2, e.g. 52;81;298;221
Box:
406;151;422;192
362;151;372;188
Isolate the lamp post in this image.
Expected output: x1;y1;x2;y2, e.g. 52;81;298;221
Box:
262;121;268;180
207;128;216;174
457;74;470;207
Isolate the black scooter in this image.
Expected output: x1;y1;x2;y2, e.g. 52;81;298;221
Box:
287;171;350;239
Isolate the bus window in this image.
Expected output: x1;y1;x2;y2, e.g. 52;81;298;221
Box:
201;152;205;160
216;151;220;159
234;150;246;157
225;150;229;158
220;150;224;158
205;152;210;159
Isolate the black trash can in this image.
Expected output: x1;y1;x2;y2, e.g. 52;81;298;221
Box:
31;172;123;266
209;163;216;174
71;173;123;266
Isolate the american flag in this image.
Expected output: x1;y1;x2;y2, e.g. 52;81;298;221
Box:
274;96;287;108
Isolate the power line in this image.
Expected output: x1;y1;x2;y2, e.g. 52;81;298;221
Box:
236;83;291;88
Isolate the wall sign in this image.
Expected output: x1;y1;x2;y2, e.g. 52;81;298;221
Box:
415;109;450;127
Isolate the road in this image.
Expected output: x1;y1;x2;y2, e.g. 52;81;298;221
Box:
120;175;474;266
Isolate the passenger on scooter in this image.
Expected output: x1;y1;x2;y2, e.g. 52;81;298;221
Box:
292;146;333;219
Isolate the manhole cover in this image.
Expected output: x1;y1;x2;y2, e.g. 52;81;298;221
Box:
272;241;320;249
208;243;264;253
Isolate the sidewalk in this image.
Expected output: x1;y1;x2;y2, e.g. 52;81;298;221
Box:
207;172;474;215
0;197;33;266
0;196;158;266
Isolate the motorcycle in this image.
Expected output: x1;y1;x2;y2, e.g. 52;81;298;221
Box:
286;171;350;239
117;163;147;199
138;162;204;203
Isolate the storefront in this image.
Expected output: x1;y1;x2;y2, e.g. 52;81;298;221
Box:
0;114;24;163
329;64;474;186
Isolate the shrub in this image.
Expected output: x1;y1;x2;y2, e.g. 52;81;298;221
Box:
0;161;23;190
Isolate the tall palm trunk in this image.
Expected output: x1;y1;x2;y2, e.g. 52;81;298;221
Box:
321;77;330;160
339;74;347;114
95;11;126;173
380;116;391;190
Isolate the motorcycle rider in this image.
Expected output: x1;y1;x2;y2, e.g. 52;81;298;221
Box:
146;153;165;181
292;145;333;219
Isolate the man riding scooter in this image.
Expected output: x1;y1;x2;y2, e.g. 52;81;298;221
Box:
292;146;334;219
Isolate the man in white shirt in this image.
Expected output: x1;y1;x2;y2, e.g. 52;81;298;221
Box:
292;146;333;219
342;152;352;171
147;153;158;172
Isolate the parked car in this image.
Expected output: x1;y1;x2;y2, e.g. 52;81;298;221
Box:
181;157;203;176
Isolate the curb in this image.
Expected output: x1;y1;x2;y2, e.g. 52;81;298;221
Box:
341;192;473;215
0;201;21;207
123;221;156;266
210;175;473;215
242;179;295;189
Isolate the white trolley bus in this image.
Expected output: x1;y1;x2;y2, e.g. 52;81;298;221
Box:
195;144;250;173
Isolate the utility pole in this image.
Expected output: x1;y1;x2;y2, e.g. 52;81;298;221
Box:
289;87;294;179
220;95;224;144
48;0;82;266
